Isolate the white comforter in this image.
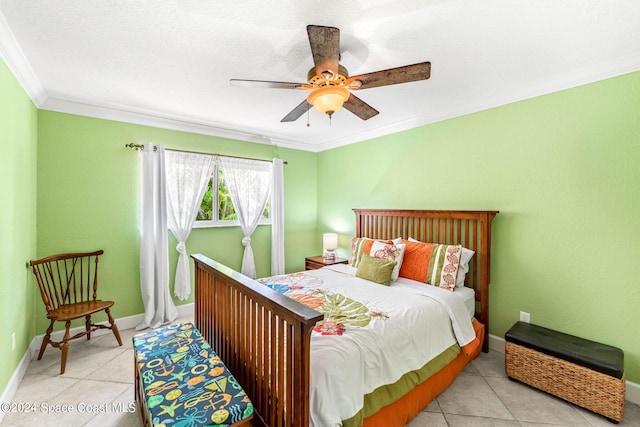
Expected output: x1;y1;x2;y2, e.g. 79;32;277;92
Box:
257;264;476;426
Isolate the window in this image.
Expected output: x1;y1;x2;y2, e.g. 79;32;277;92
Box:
194;166;270;228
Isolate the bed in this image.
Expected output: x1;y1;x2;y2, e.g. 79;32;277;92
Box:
191;208;498;426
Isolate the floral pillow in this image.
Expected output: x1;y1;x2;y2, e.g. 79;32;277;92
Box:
350;237;392;267
398;239;461;291
407;237;474;287
369;241;406;281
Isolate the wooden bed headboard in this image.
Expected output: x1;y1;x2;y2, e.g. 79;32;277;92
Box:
192;208;498;427
353;209;499;350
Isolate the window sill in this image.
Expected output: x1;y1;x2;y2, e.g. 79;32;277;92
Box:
192;220;271;229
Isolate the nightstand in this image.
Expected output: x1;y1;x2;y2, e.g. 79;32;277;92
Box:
305;256;349;270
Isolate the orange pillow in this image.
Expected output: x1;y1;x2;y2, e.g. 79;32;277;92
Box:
398;239;462;291
398;239;435;282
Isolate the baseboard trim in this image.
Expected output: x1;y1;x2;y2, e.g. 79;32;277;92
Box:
488;333;640;406
0;342;35;425
488;332;506;354
0;303;195;425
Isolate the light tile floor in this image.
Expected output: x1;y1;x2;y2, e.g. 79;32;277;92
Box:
2;316;638;427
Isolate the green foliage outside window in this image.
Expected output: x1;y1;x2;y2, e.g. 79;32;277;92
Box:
196;168;269;222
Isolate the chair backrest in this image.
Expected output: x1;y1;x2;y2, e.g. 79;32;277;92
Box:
30;250;104;314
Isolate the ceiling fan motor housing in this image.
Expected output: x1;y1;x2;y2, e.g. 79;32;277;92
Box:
308;65;349;87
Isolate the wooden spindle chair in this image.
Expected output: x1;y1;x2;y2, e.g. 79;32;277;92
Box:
29;250;122;374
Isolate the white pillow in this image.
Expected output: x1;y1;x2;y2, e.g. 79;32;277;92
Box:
456;247;475;287
407;237;474;287
369;241;406;282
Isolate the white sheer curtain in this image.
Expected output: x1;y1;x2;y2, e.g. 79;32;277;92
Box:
271;158;285;275
165;151;215;300
137;143;178;330
220;157;272;278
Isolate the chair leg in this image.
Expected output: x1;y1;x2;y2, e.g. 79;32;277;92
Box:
105;307;123;346
38;320;55;360
85;315;92;340
60;320;72;375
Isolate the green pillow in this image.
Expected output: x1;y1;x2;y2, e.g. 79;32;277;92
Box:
355;253;398;286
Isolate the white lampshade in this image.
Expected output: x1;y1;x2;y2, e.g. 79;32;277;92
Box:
323;233;338;259
323;233;338;250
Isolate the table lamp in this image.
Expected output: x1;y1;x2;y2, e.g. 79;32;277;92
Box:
323;233;338;260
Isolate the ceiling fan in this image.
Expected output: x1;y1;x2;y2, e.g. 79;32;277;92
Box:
230;25;431;123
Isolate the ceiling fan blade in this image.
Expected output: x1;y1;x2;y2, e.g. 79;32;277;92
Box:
281;99;312;122
343;94;379;120
307;25;340;79
348;61;431;90
230;79;309;90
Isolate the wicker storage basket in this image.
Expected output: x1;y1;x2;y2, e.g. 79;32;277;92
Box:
505;322;625;423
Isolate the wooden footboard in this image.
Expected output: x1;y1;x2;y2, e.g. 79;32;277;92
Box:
192;254;323;427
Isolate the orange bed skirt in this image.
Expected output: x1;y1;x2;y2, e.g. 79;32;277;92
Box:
362;319;485;427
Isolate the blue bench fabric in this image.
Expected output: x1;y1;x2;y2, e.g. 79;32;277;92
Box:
133;322;253;426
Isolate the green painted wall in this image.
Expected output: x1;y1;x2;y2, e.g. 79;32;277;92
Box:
0;60;38;391
317;71;640;383
36;111;318;333
3;54;639;398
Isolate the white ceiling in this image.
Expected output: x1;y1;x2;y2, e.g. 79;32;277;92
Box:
1;1;639;152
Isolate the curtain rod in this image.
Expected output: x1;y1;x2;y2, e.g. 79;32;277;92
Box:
125;143;288;165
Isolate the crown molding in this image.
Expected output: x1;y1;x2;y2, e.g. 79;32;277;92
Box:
33;52;640;154
16;53;640;154
0;11;47;106
315;52;640;152
39;96;314;151
3;5;639;154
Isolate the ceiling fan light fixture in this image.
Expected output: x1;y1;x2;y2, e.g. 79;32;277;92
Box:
307;86;350;117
